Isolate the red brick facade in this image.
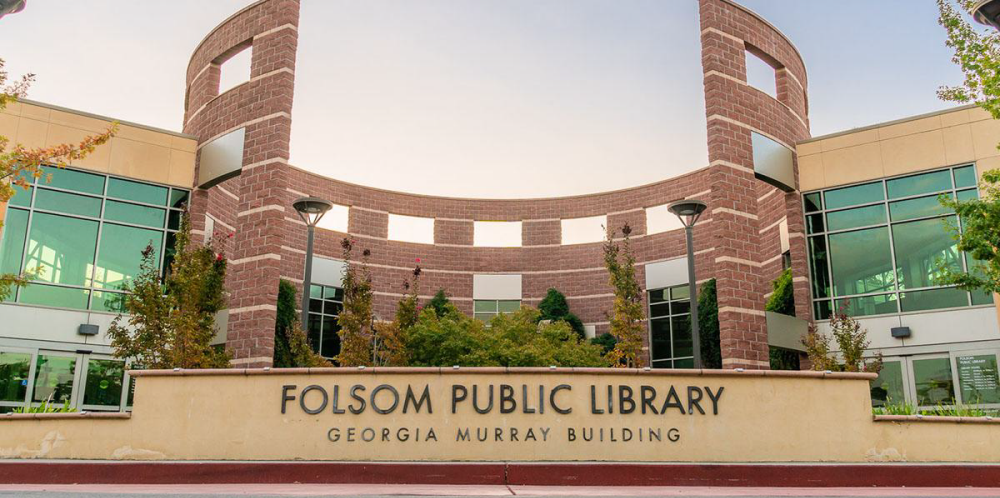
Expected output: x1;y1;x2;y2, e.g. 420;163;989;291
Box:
183;0;812;369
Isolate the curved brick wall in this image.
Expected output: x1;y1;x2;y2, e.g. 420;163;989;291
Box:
184;0;811;368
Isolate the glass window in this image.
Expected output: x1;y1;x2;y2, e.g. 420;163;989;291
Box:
473;300;521;321
91;290;127;313
32;354;76;404
829;227;894;296
972;289;995;306
40;166;105;195
24;212;98;286
871;360;905;407
834;293;897;317
808;236;830;299
912;357;955;406
824;182;883;210
814;300;832;320
320;315;340;358
309;284;322;299
0;208;29;275
93;224;162;292
804;192;822;212
892;217;960;290
107;178;168;205
648;285;692;369
104;201;166;229
889;194;952;222
497;300;521;313
308;285;344;359
887;170;952;199
955;354;1000;405
0;351;31;403
806;213;824;234
82;359;124;407
826;204;886;231
34;188;102;218
8;186;31;207
167;210;181;231
956;188;979;202
900;287;969;312
169;189;189;209
19;284;90;310
953;165;977;189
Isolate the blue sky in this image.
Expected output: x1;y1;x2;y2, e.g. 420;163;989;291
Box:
0;1;971;198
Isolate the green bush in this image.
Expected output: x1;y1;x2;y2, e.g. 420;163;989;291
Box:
537;288;586;339
405;304;609;367
273;279;298;368
590;333;617;356
764;268;795;316
428;289;451;318
12;399;75;414
697;279;722;369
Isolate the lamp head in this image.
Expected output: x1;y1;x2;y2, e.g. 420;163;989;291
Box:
293;197;334;227
667;199;708;228
973;0;1000;29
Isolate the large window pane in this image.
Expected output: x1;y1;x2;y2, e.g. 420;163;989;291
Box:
900;287;968;312
871;360;905;407
826;205;886;231
320;316;340;358
671;315;692;358
953;165;977;189
834;293;898;317
650;318;671;363
887;170;952;199
0;208;28;275
93;224;162;291
19;284;90;310
808;236;830;299
649;288;669;303
40;166;104;195
83;359;124;407
956;188;979;202
806;213;824;234
829;227;894;296
474;300;497;313
497;300;521;313
307;314;322;354
91;290;126;313
104;201;166;229
24;212;98;286
889;194;952;222
912;357;955;406
649;302;669;318
0;352;31;402
955;354;1000;405
107;178;168;205
34;188;102;218
8;186;31;207
169;189;190;209
892;217;960;290
824;182;884;210
670;285;690;300
32;354;76;404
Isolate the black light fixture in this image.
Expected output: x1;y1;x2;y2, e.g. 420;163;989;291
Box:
293;197;334;327
973;0;1000;29
668;199;708;369
0;0;25;20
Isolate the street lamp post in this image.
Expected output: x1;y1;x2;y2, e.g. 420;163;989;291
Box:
668;199;708;369
293;197;334;327
972;0;1000;29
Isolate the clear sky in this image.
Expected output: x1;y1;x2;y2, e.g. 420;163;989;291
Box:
0;0;970;198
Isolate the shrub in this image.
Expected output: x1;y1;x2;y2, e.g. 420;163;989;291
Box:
538;288;586;339
12;398;75;414
405;304;609;367
273;279;329;368
697;279;722;369
764;268;795;316
603;224;645;367
590;333;618;356
336;239;375;367
803;306;882;373
428;289;451;318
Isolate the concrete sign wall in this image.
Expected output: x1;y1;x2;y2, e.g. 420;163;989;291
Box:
1;368;999;462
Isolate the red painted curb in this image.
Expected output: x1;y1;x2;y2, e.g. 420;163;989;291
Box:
1;461;999;487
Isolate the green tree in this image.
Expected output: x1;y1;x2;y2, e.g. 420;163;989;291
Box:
602;223;645;367
764;269;800;370
335;238;375;366
697;278;722;369
428;289;451;318
107;213;230;369
537;288;586;339
590;333;618;356
0;59;115;301
935;0;1000;294
374;265;421;366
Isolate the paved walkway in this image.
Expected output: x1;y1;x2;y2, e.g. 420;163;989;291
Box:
1;485;999;497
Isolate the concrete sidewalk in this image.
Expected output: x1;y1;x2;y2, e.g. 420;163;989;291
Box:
1;484;1000;497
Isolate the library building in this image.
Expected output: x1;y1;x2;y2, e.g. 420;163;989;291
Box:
1;0;999;418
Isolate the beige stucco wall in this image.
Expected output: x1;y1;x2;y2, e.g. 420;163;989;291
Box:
0;99;197;188
797;105;999;192
1;369;998;463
